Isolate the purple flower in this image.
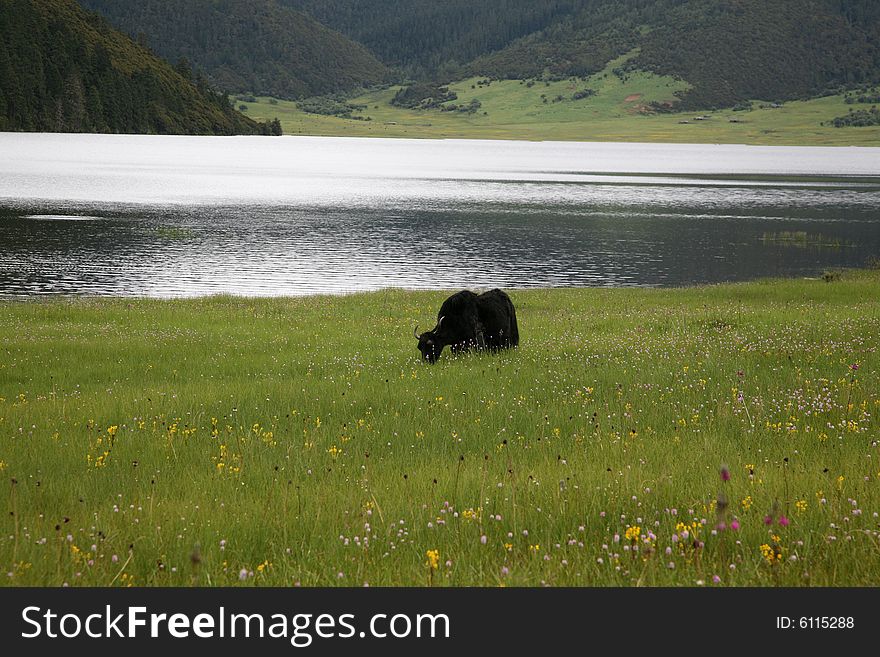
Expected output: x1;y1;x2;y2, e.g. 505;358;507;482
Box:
763;515;773;525
712;575;721;584
501;566;509;576
238;569;248;581
851;363;860;371
730;519;740;531
778;515;790;527
720;466;730;482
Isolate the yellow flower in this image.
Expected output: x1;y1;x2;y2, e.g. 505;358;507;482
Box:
425;549;440;570
760;542;783;564
461;507;481;521
795;500;807;513
625;525;641;542
741;495;752;511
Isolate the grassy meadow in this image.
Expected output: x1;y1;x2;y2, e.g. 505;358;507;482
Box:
240;53;880;146
1;270;880;587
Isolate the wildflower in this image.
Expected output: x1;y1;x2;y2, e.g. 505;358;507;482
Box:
238;569;248;581
778;515;790;527
741;496;752;511
501;566;509;576
480;535;487;545
730;519;740;531
624;526;641;542
720;465;730;482
763;515;773;525
425;549;440;570
713;575;721;584
795;500;807;513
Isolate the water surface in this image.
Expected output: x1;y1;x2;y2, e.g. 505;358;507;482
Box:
1;134;878;297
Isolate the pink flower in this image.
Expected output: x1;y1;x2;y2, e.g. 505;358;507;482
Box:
720;466;730;482
730;519;740;531
480;535;487;545
763;515;773;525
778;515;790;527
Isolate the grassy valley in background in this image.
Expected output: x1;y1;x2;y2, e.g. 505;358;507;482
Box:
285;0;880;108
3;0;878;140
240;54;880;145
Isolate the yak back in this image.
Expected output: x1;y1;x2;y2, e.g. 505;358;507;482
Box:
476;289;519;349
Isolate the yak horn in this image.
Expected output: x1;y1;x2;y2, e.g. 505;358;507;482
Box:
413;325;420;338
436;316;445;330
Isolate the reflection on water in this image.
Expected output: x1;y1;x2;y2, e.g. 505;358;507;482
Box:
0;134;878;297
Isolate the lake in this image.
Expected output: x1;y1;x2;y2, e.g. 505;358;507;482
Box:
1;133;878;297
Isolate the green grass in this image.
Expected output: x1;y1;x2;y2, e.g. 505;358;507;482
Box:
241;52;880;145
2;271;880;587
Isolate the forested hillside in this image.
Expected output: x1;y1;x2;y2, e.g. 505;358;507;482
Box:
289;0;880;109
630;0;880;108
78;0;389;99
0;0;271;133
281;0;580;76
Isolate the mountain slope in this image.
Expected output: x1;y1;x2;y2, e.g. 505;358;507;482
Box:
630;0;880;108
289;0;880;109
0;0;268;134
78;0;389;99
281;0;580;76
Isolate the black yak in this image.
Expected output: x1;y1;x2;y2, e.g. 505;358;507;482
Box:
414;289;519;363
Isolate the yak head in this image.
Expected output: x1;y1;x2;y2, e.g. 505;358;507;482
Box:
414;316;445;364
